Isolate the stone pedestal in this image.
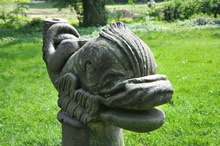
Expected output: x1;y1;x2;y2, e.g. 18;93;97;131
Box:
57;111;124;146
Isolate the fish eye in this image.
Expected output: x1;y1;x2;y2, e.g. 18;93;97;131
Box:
85;60;95;73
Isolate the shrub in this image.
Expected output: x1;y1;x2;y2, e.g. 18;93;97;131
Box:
149;8;162;20
181;0;200;19
133;9;153;22
210;0;220;18
163;0;182;21
0;0;30;2
200;0;211;14
0;2;28;27
128;0;135;5
27;18;43;27
106;10;123;22
198;0;220;18
163;0;219;21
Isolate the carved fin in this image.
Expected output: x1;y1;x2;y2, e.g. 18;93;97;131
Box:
55;73;101;124
55;73;79;96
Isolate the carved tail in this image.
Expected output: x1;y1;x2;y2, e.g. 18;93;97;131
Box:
42;18;80;85
42;18;80;64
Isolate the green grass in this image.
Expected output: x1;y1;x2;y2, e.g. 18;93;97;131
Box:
0;21;219;145
0;27;60;145
124;25;220;145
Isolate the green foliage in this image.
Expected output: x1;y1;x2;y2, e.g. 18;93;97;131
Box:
200;0;211;14
53;0;83;25
133;11;150;22
200;0;220;18
128;0;135;5
27;18;43;27
53;0;107;26
134;8;162;22
149;8;162;20
0;0;30;2
163;0;220;21
163;0;194;21
0;3;28;27
105;0;115;4
107;10;123;22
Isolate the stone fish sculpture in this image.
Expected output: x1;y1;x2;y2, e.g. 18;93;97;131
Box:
43;18;173;145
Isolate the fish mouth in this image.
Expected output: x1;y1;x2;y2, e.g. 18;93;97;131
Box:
55;73;173;132
99;74;173;132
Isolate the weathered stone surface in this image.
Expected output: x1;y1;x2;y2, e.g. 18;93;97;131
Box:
57;111;123;146
43;18;173;145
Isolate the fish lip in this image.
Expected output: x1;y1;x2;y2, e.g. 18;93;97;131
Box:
100;74;173;110
98;74;173;132
100;74;170;97
100;107;166;132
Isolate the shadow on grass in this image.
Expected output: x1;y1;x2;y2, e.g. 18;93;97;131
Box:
73;25;102;36
0;21;102;43
0;22;103;62
0;42;42;61
0;23;43;62
0;23;42;42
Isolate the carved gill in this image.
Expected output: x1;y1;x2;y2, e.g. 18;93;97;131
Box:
57;88;101;123
55;73;100;123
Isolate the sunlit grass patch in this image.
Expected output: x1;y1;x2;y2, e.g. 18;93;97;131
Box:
124;26;220;146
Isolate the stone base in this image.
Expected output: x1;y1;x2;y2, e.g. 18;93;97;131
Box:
57;111;124;146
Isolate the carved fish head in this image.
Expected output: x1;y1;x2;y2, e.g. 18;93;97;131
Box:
55;22;173;132
62;37;133;95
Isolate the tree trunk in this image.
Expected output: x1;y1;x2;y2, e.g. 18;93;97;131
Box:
82;0;107;26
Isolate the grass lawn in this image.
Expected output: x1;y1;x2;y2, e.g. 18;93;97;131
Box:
0;20;219;145
124;24;220;145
